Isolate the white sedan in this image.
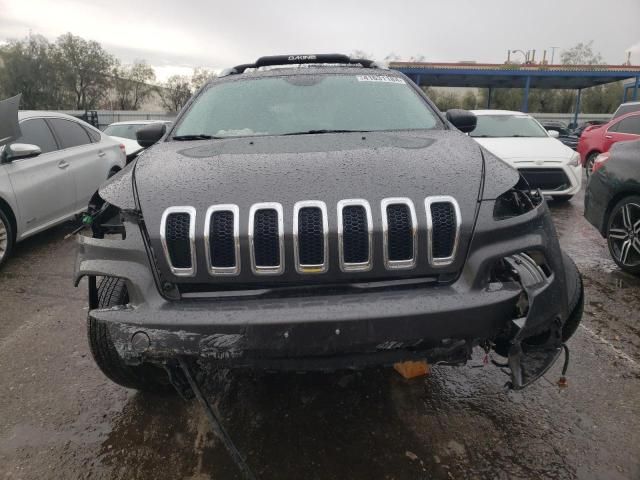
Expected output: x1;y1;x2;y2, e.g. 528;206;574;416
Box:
103;120;172;158
470;110;582;202
0;111;125;267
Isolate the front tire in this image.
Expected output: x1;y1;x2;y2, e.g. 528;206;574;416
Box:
606;196;640;276
87;276;171;392
561;252;584;342
0;208;14;269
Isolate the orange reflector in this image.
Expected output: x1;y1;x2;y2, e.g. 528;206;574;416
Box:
393;360;430;379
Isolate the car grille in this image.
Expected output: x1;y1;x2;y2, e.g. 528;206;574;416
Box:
160;207;196;276
518;168;571;191
160;197;460;277
205;205;240;275
293;202;328;273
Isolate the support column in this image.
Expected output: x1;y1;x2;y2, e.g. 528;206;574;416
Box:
573;89;582;127
415;74;422;87
521;76;531;112
487;87;493;108
633;76;639;101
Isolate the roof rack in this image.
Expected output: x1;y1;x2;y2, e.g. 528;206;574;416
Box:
220;54;381;76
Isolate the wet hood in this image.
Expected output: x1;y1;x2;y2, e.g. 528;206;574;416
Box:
473;137;575;161
133;130;492;284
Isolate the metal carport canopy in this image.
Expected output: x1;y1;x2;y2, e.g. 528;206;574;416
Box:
389;62;640;90
389;62;640;121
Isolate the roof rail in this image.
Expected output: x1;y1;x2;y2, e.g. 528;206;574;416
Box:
220;54;380;76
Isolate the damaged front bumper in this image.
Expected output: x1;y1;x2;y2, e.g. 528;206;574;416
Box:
75;200;569;389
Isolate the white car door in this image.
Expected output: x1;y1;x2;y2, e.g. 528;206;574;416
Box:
47;117;112;210
4;118;77;238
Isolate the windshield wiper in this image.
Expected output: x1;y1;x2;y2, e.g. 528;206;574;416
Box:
172;134;216;141
282;129;370;136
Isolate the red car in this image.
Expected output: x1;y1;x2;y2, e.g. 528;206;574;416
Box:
578;111;640;175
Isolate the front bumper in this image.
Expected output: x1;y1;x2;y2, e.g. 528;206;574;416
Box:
75;200;569;387
514;163;582;197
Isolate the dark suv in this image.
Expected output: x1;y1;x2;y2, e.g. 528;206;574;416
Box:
75;54;583;393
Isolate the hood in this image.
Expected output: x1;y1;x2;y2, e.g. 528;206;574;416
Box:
133;130;505;285
473;137;575;161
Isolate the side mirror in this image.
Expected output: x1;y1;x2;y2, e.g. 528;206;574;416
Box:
136;123;167;148
446;109;477;133
547;129;560;138
1;143;41;163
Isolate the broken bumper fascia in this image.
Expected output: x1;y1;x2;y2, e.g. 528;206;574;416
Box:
75;200;568;387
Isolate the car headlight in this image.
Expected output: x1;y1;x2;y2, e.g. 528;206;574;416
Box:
568;152;580;167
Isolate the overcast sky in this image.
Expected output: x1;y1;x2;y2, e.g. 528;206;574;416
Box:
1;0;639;81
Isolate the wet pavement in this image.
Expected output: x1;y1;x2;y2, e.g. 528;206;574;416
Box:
1;186;639;479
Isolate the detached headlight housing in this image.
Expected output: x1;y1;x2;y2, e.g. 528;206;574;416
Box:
493;188;543;220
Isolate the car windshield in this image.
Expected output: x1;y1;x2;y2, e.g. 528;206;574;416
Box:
103;124;147;140
470;115;548;138
173;74;440;138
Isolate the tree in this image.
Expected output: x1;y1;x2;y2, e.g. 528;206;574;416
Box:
560;41;604;65
158;75;192;112
461;91;478;110
55;33;116;110
433;91;461;111
191;68;216;91
113;60;156;110
479;88;522;111
0;34;67;109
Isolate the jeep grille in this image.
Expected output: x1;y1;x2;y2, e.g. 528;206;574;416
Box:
160;197;460;278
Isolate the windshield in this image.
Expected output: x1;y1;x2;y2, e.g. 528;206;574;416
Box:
103;124;147;140
174;74;440;138
470;115;548;138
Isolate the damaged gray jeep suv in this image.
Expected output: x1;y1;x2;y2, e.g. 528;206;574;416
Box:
75;54;584;393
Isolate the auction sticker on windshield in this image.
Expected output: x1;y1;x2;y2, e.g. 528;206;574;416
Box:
356;75;406;84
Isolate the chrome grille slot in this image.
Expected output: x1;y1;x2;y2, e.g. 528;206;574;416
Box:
249;203;284;275
204;204;240;275
338;199;372;272
160;206;196;276
425;196;461;267
293;201;328;274
381;198;417;270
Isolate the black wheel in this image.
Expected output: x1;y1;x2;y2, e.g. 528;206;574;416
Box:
585;152;599;177
0;208;13;269
560;251;584;342
552;195;573;203
606;195;640;276
87;276;172;392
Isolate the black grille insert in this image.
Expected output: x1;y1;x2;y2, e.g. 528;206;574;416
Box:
209;210;236;268
430;202;456;259
342;205;369;264
518;168;571;191
165;212;192;268
298;207;324;265
253;209;280;267
386;204;413;261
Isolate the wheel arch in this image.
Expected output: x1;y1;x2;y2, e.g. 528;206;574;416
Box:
0;195;17;242
604;190;640;234
585;149;601;165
